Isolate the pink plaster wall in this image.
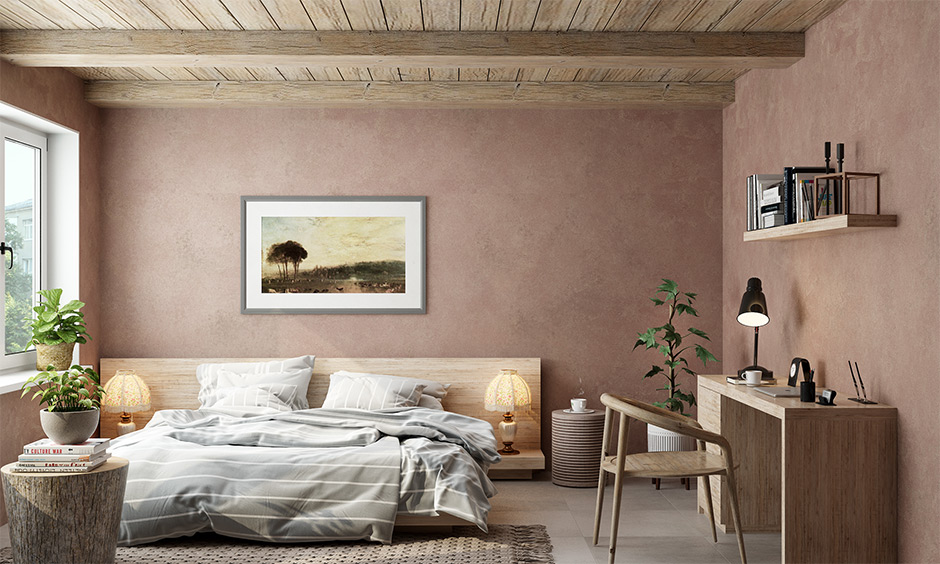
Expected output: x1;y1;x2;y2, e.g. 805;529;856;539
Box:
0;61;102;524
722;1;940;561
0;60;103;366
99;107;724;459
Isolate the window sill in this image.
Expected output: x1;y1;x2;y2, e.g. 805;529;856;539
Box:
0;367;36;395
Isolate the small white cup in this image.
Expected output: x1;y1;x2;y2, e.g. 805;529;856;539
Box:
570;398;587;412
744;370;762;385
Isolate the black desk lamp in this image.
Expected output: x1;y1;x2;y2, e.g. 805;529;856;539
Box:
737;277;773;379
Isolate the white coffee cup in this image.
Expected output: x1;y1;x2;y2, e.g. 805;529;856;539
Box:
570;398;587;412
744;370;762;385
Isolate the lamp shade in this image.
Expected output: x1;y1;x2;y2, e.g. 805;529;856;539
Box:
737;277;770;327
103;370;151;413
484;369;531;412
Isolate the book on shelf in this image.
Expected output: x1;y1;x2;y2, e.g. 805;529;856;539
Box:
747;174;784;231
761;193;782;206
760;203;783;214
784;167;830;224
795;176;816;222
18;451;109;463
23;437;110;456
14;452;110;473
747;176;754;231
762;213;785;228
17;453;111;468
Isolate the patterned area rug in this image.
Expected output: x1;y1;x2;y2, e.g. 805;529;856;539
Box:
1;524;553;564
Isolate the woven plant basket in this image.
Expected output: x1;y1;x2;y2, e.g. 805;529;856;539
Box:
35;342;76;371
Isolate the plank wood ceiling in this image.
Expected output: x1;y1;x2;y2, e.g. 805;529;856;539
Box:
0;0;846;108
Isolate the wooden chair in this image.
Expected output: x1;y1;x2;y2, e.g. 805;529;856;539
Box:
592;393;746;564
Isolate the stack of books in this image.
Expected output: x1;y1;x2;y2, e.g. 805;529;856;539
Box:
14;438;111;473
746;174;784;230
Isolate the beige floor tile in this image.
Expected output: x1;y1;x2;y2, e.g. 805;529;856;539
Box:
589;535;731;564
551;535;598;564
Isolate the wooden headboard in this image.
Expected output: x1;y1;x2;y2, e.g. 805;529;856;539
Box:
100;358;541;449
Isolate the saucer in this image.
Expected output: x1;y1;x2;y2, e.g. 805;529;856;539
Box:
563;408;595;414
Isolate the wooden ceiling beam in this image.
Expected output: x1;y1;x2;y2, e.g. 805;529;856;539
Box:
83;80;735;108
1;30;803;70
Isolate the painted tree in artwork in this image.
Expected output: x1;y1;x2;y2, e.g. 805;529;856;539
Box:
266;240;308;280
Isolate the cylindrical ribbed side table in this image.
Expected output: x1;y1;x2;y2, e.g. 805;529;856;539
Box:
551;408;605;487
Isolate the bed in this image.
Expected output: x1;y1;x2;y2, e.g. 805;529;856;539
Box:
99;357;541;546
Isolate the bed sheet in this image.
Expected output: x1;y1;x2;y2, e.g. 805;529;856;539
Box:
111;407;500;545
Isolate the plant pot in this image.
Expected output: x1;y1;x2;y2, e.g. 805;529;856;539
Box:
647;424;696;453
35;342;76;371
39;408;99;445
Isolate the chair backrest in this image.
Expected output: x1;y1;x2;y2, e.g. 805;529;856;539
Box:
600;393;704;439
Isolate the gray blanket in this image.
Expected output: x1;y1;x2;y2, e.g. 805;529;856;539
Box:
111;407;500;545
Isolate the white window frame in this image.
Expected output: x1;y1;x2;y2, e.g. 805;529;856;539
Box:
0;119;48;371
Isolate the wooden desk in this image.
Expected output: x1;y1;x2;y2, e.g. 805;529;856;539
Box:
696;375;897;564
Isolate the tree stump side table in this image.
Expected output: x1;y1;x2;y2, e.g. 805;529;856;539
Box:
551;408;605;487
1;457;128;564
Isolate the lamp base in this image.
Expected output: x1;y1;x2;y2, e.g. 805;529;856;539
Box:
737;365;774;380
116;412;137;436
499;443;520;455
497;412;520;455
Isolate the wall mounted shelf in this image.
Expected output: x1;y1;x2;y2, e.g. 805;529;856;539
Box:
743;214;897;242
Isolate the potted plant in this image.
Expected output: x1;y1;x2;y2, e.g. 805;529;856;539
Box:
27;288;90;371
634;279;717;453
21;365;104;445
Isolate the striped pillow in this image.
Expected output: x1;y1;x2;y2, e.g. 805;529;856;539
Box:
329;370;450;399
210;385;294;413
321;373;427;410
197;356;315;410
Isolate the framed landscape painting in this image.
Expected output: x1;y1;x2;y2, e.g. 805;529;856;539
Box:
241;196;426;314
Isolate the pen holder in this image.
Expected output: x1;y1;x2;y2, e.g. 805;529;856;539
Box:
800;381;816;403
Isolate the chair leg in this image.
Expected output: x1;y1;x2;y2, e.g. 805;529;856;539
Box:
654;478;660;490
723;469;748;564
701;475;717;543
685;477;690;491
607;469;626;564
593;469;607;545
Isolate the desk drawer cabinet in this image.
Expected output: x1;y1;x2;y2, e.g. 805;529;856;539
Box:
696;374;897;564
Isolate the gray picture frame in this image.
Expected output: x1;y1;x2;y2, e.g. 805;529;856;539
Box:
241;196;426;314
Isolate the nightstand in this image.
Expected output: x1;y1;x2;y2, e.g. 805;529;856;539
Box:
1;457;129;564
551;408;605;487
487;448;545;479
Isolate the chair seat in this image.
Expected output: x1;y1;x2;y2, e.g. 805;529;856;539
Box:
601;450;727;478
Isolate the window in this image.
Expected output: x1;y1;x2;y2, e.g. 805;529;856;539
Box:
1;120;46;370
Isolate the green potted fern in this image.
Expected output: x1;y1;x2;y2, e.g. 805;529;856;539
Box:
27;288;90;371
21;365;104;445
634;279;717;453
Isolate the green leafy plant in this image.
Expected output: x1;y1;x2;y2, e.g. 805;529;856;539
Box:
21;365;104;412
27;288;90;347
634;279;718;414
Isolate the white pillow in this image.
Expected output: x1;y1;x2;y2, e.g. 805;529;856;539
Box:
417;395;445;410
197;356;315;410
321;373;426;410
330;370;450;399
